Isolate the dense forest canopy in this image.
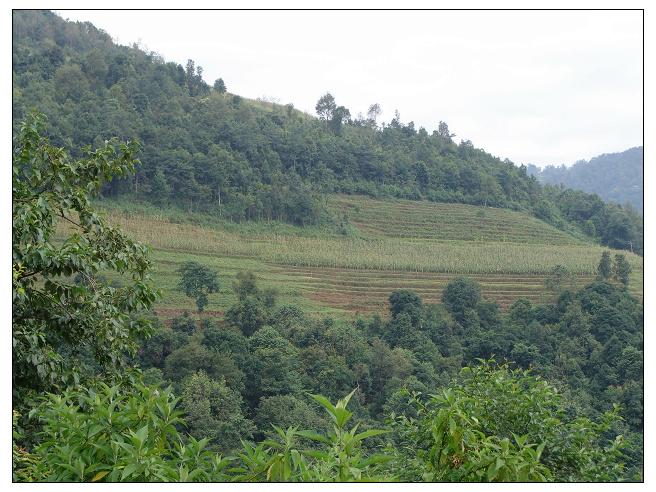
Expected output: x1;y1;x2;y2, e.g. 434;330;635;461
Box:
12;10;643;253
527;147;643;214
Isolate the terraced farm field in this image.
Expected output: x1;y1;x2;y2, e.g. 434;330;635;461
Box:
68;196;643;318
274;266;598;312
331;195;588;245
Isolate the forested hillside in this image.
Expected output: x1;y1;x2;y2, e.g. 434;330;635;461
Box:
527;147;643;214
12;10;642;253
12;117;643;481
12;10;643;483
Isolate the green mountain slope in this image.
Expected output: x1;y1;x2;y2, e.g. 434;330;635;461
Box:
528;147;643;213
13;10;642;254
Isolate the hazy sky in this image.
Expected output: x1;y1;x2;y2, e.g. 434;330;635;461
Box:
58;10;642;167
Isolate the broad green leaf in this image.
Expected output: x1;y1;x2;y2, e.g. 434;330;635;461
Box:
296;430;330;444
121;463;138;481
353;429;388;441
310;393;336;418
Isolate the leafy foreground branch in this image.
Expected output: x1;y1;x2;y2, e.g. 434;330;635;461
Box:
12;112;159;396
14;361;632;483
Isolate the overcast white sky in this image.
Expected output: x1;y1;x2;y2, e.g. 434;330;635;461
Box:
57;9;642;167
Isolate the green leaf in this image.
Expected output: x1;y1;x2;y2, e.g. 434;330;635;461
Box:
121;463;138;481
88;424;105;438
349;466;362;480
361;454;393;466
338;388;358;409
333;407;352;428
303;449;331;460
486;462;498;482
310;393;336;419
135;424;149;444
295;430;330;444
353;429;388;441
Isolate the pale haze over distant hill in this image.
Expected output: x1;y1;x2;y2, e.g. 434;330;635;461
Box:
527;147;643;214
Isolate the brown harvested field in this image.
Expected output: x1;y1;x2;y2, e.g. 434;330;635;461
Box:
270;264;597;312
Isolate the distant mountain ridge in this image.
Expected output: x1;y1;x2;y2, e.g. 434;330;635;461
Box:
527;147;643;213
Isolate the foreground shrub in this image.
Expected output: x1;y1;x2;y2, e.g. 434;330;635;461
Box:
29;380;229;482
389;360;631;482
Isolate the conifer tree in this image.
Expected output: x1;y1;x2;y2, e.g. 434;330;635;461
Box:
597;251;613;280
613;253;631;288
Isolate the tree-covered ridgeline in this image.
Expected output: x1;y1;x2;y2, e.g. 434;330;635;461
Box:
12;114;642;482
527;147;643;215
12;10;642;253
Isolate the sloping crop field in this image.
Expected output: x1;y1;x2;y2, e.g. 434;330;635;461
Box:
271;265;598;312
331;195;588;245
60;196;642;318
